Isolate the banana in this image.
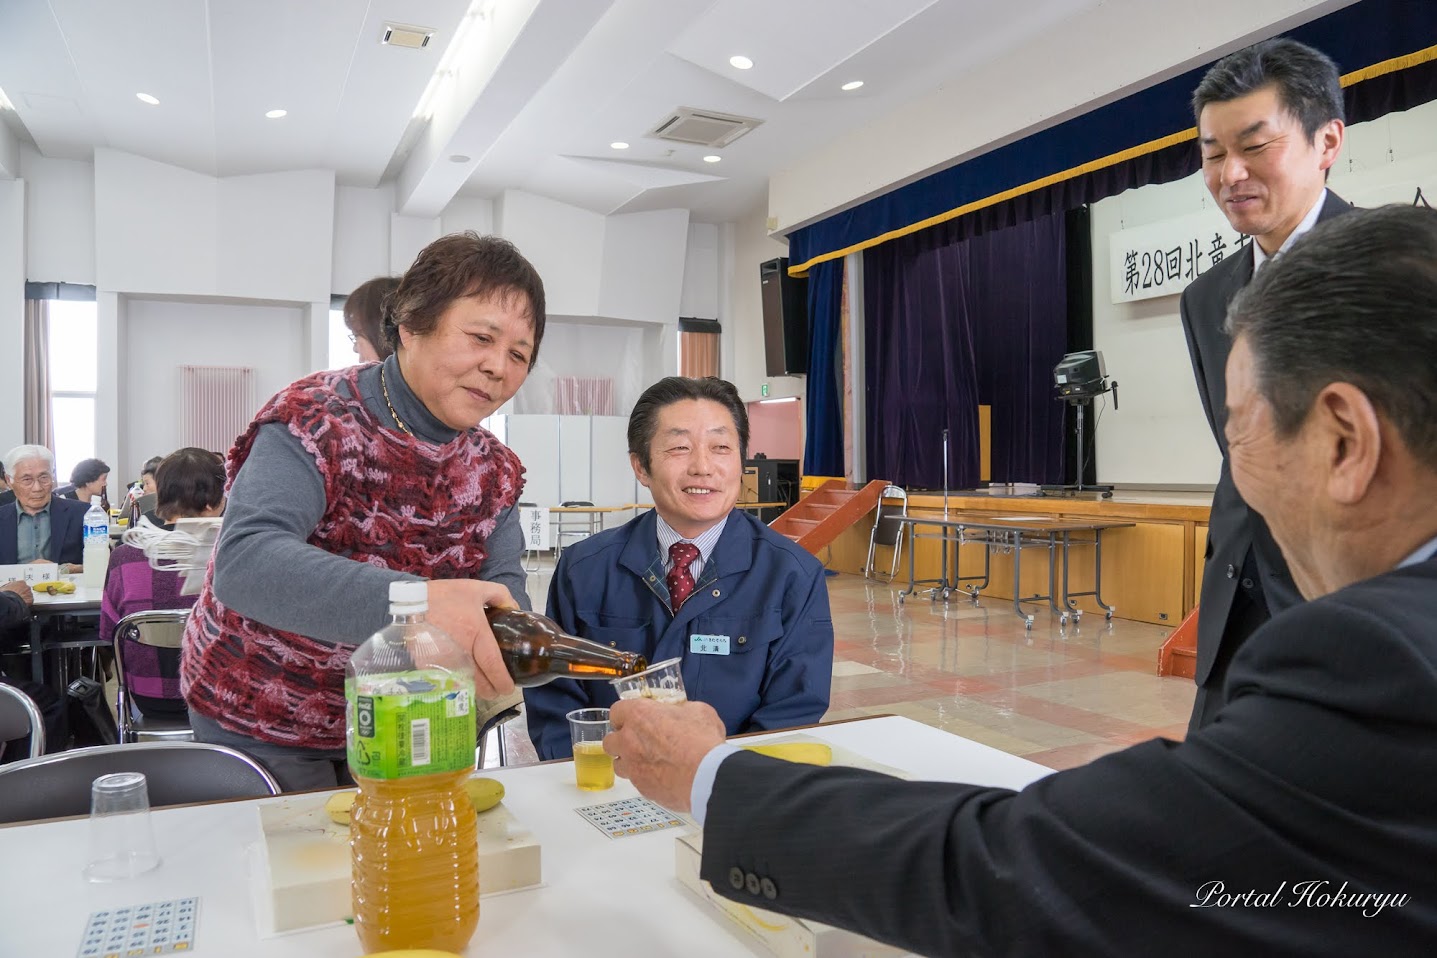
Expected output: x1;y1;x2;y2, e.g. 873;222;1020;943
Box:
323;777;504;825
465;776;505;813
32;580;76;595
324;790;357;825
740;742;833;766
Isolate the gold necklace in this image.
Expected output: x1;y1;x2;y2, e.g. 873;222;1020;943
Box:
380;365;412;436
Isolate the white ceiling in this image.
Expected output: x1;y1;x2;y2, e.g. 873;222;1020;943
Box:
0;0;1146;225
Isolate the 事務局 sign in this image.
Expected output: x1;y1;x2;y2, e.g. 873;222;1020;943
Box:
1108;209;1252;304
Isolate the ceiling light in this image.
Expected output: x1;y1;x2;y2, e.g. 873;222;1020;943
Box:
729;55;753;70
136;93;159;105
449;154;471;163
703;155;721;163
841;80;864;92
610;141;629;150
265;109;287;119
759;396;799;404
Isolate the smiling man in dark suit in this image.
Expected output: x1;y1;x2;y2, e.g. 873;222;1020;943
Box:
604;205;1437;957
0;445;88;571
1180;38;1350;729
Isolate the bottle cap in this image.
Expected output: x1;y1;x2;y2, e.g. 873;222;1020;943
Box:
90;496;101;507
388;579;428;612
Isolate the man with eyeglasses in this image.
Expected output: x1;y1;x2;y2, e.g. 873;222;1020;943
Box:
0;445;89;572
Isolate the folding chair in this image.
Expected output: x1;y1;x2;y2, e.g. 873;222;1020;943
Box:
555;501;596;559
864;485;909;580
112;609;194;744
0;741;280;824
0;682;46;761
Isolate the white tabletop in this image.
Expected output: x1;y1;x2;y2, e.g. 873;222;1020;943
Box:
0;716;1052;957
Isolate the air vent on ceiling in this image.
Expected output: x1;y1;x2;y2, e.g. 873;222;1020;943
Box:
646;107;762;148
381;22;435;49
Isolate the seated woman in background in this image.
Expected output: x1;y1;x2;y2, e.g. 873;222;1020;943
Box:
100;448;225;717
123;455;166;526
61;458;110;511
344;275;400;362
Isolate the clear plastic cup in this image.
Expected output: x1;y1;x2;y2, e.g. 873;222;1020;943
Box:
83;772;161;881
566;708;614;790
609;657;687;703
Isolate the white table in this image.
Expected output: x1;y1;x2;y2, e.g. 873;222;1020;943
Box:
0;716;1052;957
26;578;104;686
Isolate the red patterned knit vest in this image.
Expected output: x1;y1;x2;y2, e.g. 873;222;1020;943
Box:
180;365;524;749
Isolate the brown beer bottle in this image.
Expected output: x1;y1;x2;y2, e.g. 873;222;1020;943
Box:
484;607;647;687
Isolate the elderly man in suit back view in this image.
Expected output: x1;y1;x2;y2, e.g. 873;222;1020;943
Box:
1180;37;1351;729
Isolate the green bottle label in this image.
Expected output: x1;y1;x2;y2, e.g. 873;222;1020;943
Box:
347;669;476;779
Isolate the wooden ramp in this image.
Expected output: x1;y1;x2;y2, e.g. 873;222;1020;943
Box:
1158;605;1199;679
770;479;887;557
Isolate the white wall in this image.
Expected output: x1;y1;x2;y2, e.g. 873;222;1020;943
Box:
768;0;1350;234
122;298;307;473
20;147;94;285
332;184;394;295
0;178;24;445
597;208;689;325
726;202;798;404
94;149;334;303
440;196;495;238
514;319;648;416
1092;99;1437;486
495;190;604;316
680;222;719;319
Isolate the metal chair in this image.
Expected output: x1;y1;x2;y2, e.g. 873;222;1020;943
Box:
0;682;46;761
112;609;194;744
555;500;596;558
0;741;281;824
864;485;909;580
476;692;524;769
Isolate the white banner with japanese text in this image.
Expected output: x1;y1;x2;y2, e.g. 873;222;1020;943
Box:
1108;211;1252;304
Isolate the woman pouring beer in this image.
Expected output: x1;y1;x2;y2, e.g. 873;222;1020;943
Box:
181;233;543;791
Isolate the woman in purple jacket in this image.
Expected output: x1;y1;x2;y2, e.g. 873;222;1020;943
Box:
99;448;225;716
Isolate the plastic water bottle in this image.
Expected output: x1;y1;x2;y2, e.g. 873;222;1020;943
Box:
80;496;110;589
346;581;479;954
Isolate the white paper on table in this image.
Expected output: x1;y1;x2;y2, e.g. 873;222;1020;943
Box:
0;564;60;585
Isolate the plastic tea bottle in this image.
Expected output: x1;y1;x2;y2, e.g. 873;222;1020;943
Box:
80;496;110;589
347;581;479;954
484;607;648;686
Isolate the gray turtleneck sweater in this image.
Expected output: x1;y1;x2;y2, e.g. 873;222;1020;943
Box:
210;354;530;646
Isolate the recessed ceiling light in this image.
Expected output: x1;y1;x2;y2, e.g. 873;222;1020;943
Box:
610;141;629;150
729;55;753;70
449;154;471;163
136;93;159;105
265;109;287;119
703;155;721;163
841;80;864;92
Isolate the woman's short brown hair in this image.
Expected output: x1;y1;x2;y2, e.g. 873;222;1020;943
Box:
156;448;226;521
381;232;546;368
344;276;400;360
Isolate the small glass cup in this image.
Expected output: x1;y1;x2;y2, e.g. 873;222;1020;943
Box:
609;657;687;703
84;772;161;882
567;708;615;791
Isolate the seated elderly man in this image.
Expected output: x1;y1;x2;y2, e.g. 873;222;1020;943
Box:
524;376;833;760
605;206;1437;955
0;445;87;572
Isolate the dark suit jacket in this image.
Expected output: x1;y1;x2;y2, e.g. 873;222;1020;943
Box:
1179;192;1352;728
0;495;88;566
701;556;1437;957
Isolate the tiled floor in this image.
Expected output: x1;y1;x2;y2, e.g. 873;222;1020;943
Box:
500;567;1195;771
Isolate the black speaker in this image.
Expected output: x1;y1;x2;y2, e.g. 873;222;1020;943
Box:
760;257;808;376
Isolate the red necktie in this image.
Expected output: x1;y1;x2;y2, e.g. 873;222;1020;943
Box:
667;542;700;612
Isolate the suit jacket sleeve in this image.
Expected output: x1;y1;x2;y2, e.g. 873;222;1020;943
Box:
522;553;595;760
51;498;87;566
742;558;832;732
700;590;1437;957
0;590;29;631
1179;283;1221;447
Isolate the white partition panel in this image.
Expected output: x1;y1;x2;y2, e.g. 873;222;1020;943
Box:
503;414;561;506
558;415;592;504
591;416;638;529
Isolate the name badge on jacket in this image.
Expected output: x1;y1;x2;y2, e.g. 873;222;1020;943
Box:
690;634;730;656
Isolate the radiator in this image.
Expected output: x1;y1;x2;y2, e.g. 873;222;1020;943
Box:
179;365;256;454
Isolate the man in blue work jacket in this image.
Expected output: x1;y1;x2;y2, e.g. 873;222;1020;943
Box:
525;376;834;760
